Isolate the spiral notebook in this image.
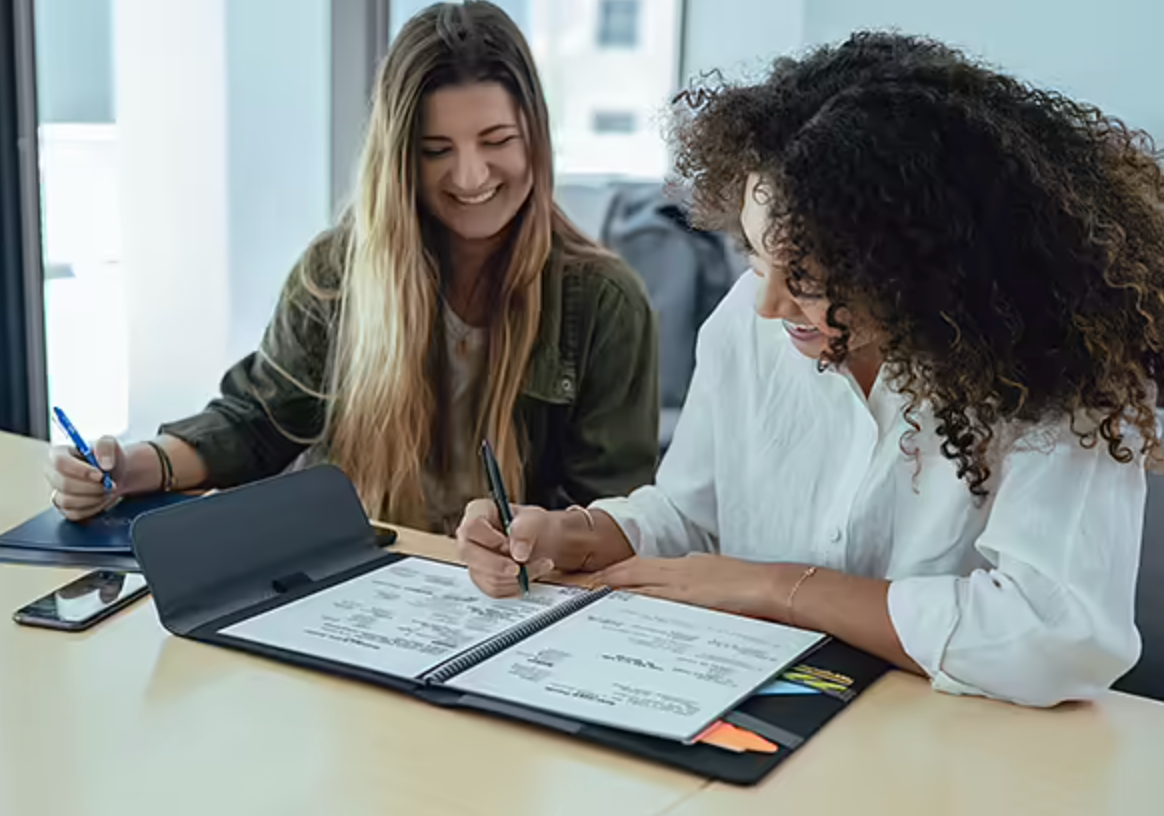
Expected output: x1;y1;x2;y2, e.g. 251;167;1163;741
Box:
130;464;886;785
217;557;826;743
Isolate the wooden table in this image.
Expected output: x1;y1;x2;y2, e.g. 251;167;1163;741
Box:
0;432;704;816
3;430;1164;816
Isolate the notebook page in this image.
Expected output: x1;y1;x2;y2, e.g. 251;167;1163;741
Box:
446;592;826;742
219;558;585;680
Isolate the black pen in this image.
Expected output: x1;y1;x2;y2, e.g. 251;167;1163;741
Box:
480;439;529;595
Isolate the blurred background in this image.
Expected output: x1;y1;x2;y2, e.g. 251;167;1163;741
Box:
2;0;1161;446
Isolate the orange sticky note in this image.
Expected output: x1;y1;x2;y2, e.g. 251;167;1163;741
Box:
695;720;779;754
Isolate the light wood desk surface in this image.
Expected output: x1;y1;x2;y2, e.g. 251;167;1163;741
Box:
3;430;1164;816
0;432;703;816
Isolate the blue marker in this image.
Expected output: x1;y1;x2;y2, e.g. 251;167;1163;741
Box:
52;407;113;491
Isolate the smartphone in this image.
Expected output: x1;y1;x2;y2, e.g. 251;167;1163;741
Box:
12;569;149;631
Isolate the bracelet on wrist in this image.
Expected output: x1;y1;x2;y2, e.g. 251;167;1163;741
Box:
145;440;176;492
562;505;597;571
786;566;819;627
564;504;595;530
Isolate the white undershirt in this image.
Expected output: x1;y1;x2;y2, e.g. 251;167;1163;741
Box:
421;306;488;535
592;271;1145;708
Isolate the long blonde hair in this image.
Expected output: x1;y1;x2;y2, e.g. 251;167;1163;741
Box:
307;2;605;526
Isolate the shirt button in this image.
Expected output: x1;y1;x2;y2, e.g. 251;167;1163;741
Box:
561;378;573;394
829;527;843;543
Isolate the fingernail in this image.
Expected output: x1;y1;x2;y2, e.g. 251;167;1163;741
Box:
89;469;104;482
511;540;532;562
507;563;520;577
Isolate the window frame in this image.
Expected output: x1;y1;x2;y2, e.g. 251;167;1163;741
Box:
597;0;641;49
592;110;638;134
0;0;48;439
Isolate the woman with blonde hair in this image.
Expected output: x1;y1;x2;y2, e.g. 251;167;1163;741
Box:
46;1;659;533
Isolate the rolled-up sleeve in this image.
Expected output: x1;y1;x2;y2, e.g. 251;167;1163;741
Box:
159;233;340;486
888;425;1145;707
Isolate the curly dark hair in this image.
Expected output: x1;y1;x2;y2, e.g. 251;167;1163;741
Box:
670;31;1164;496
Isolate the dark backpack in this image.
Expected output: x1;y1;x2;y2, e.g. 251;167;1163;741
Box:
600;182;745;448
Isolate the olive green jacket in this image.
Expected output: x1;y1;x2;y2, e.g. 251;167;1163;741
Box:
159;227;660;514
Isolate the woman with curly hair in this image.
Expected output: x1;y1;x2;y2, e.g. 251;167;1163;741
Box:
457;31;1164;707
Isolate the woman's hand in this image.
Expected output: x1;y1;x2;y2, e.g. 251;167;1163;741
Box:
456;499;561;597
596;555;924;676
44;436;130;521
592;553;797;621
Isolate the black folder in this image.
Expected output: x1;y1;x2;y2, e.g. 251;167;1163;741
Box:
0;492;195;568
129;465;889;785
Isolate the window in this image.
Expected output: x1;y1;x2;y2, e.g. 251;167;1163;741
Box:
391;0;682;179
597;0;639;48
592;111;637;134
30;0;336;443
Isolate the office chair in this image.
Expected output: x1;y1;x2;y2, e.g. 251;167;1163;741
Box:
1113;471;1164;701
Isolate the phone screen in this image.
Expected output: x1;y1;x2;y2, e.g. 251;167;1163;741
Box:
15;570;149;627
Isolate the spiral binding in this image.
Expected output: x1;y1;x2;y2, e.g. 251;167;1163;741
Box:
423;586;612;685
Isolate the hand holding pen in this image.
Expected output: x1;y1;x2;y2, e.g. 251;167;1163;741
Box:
45;406;124;520
479;439;529;595
52;407;113;490
456;498;561;597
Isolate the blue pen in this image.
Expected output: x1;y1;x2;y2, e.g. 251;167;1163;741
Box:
52;406;113;491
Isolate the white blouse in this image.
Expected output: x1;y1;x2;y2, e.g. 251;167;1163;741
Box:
592;271;1145;707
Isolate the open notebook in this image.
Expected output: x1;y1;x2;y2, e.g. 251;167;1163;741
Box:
218;557;826;744
130;465;887;785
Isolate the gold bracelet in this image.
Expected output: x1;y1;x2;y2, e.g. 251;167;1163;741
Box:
564;504;595;530
786;566;818;627
564;505;596;571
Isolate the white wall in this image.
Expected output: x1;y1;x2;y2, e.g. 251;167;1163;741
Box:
799;0;1163;144
679;0;1162;144
681;0;802;85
